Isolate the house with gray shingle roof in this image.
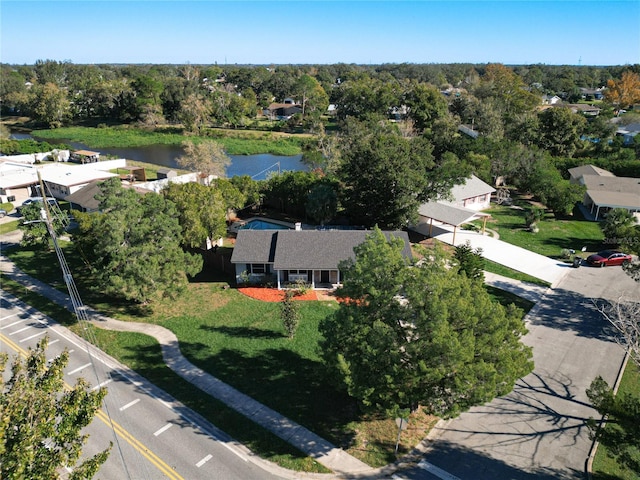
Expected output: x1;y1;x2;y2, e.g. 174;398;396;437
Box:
569;164;640;220
231;229;412;289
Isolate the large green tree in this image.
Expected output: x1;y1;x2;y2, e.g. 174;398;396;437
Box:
333;74;402;120
337;118;468;228
29;82;72;128
163;182;227;249
403;81;450;134
18;201;66;250
320;229;533;417
292;74;329;118
475;63;540;117
601;208;638;250
535;107;587;157
0;337;111;480
177;139;231;183
74;178;202;304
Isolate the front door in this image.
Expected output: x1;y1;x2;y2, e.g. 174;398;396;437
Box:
321;271;330;284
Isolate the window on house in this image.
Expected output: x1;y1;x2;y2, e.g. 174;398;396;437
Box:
250;264;267;274
478;194;486;203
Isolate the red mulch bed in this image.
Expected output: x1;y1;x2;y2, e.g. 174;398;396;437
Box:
238;287;318;302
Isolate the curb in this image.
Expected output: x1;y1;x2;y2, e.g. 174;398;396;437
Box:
584;351;630;479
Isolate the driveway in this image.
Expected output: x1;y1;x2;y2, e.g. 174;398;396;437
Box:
413;264;639;479
420;223;571;287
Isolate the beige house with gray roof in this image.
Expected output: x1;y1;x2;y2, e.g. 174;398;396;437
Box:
569;164;640;220
410;175;495;242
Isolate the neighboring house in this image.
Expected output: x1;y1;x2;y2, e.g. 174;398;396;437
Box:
0;164;38;203
568;164;640;220
448;174;496;211
579;87;605;100
65;181;105;212
410;175;495;242
616;123;640;145
542;94;562;105
564;103;601;116
66;180;150;212
263;98;302;120
231;229;412;289
42;165;118;199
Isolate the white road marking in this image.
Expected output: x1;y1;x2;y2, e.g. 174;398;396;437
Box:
418;460;461;480
9;325;31;335
68;362;92;375
49;339;59;345
119;399;140;411
153;423;173;436
91;379;112;391
19;331;47;342
196;454;212;467
0;312;20;322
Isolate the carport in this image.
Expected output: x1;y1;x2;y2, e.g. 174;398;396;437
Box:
414;201;491;244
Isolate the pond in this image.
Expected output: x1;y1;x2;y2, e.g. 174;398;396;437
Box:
9;132;308;180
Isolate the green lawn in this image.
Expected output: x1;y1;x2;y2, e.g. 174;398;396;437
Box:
484;259;552;287
3;243;532;469
0;274;330;473
592;360;640;480
0;219;19;235
480;199;605;259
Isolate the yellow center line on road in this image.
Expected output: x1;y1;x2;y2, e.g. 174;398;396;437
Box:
0;332;184;480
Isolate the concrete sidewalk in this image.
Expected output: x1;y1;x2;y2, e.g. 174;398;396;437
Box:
414;222;571;287
483;271;550;303
0;250;371;477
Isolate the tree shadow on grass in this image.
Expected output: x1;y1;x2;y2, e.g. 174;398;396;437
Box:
204;324;285;340
540;236;605;256
178;340;361;448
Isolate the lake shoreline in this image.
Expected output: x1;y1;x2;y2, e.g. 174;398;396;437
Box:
8;126;308;180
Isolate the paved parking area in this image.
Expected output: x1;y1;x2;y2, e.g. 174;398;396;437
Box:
418;265;639;479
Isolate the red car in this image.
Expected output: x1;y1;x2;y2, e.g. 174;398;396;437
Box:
586;250;632;267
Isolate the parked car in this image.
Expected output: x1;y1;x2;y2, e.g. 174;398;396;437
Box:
586;250;632;267
16;197;57;214
0;209;7;218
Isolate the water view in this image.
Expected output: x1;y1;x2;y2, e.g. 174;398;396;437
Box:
9;132;308;180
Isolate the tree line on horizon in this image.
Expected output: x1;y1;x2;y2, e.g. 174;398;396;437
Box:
1;60;638;129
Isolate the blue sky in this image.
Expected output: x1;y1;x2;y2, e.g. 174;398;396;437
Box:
1;1;638;66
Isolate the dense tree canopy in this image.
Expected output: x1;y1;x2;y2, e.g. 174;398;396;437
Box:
320;229;533;417
163;181;227;248
18;200;66;250
337;118;468;228
0;337;111;479
74;178;202;304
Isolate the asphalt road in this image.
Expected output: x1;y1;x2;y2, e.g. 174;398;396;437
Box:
0;292;287;480
396;264;639;480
